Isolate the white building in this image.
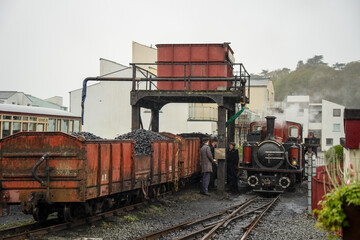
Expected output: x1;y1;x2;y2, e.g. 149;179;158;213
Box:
69;59;148;138
320;99;345;151
282;96;345;151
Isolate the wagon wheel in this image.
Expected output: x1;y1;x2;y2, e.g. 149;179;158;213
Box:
63;204;73;222
84;201;94;216
32;207;49;222
102;198;113;211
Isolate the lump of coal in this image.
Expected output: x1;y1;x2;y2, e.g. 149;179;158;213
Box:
71;131;103;140
115;129;168;155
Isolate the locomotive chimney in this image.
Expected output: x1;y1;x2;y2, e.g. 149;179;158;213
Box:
265;116;276;140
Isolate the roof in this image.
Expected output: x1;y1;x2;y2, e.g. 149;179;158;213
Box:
0;104;80;118
26;95;66;110
0;91;18;99
249;78;270;87
344;109;360;120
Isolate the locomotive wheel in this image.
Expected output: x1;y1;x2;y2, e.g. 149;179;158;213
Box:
33;207;49;222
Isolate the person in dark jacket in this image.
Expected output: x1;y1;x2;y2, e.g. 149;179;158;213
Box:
227;142;239;193
200;138;216;196
209;138;218;189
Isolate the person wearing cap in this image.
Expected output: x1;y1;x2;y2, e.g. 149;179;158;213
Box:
200;138;216;196
209;138;218;189
227;142;239;193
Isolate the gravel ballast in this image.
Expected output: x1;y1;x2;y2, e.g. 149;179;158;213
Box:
28;182;333;240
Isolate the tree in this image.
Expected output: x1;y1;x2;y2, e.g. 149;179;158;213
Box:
307;55;327;65
261;69;269;77
297;60;304;69
333;62;345;70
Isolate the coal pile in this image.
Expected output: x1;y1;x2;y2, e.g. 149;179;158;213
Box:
71;132;103;140
115;129;168;155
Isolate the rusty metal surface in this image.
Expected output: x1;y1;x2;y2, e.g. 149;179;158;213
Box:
0;132;85;204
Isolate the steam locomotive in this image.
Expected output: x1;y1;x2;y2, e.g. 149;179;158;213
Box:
239;116;310;193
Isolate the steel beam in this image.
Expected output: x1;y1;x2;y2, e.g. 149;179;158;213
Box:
227;104;236;144
131;104;140;131
151;109;159;132
217;106;227;192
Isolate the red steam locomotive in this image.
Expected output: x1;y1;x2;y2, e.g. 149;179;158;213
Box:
239;116;306;193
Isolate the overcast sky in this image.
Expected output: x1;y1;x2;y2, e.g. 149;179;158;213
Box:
0;0;359;107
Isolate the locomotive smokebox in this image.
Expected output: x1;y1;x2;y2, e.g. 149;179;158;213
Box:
265;116;276;140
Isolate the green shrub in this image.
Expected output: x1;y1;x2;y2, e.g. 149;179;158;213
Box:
325;145;343;163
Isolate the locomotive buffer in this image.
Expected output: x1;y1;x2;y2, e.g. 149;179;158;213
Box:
81;62;250;192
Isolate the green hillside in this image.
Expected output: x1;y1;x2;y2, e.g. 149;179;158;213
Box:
256;56;360;108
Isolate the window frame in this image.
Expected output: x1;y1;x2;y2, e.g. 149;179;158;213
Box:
333;123;341;132
333;109;341;117
326;138;333;146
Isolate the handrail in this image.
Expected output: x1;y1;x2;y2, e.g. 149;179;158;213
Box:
32;153;51;203
32;153;49;186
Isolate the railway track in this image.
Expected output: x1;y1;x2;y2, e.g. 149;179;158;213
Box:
0;202;144;240
134;195;280;240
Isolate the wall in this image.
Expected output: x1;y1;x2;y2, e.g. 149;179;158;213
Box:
343;148;360;181
132;41;157;75
70;60;151;138
245;80;274;118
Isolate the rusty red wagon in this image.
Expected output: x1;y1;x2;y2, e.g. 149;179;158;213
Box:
0;132;200;221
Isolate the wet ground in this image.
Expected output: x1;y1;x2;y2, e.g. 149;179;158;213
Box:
0;182;329;239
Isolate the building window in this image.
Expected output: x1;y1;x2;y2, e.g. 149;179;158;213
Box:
48;119;56;131
61;120;69;133
37;124;44;131
13;122;21;134
22;123;28;131
57;120;61;131
69;120;73;133
326;138;333;146
333;109;341;117
29;123;36;131
2;122;11;137
333;124;341;132
74;120;80;132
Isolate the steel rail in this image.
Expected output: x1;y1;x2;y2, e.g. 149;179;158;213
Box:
132;196;257;240
0;218;60;238
175;202;269;240
239;195;280;240
0;203;144;240
177;198;278;240
200;197;258;240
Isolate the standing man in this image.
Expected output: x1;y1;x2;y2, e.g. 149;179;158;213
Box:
209;138;218;189
200;138;216;196
227;142;239;193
